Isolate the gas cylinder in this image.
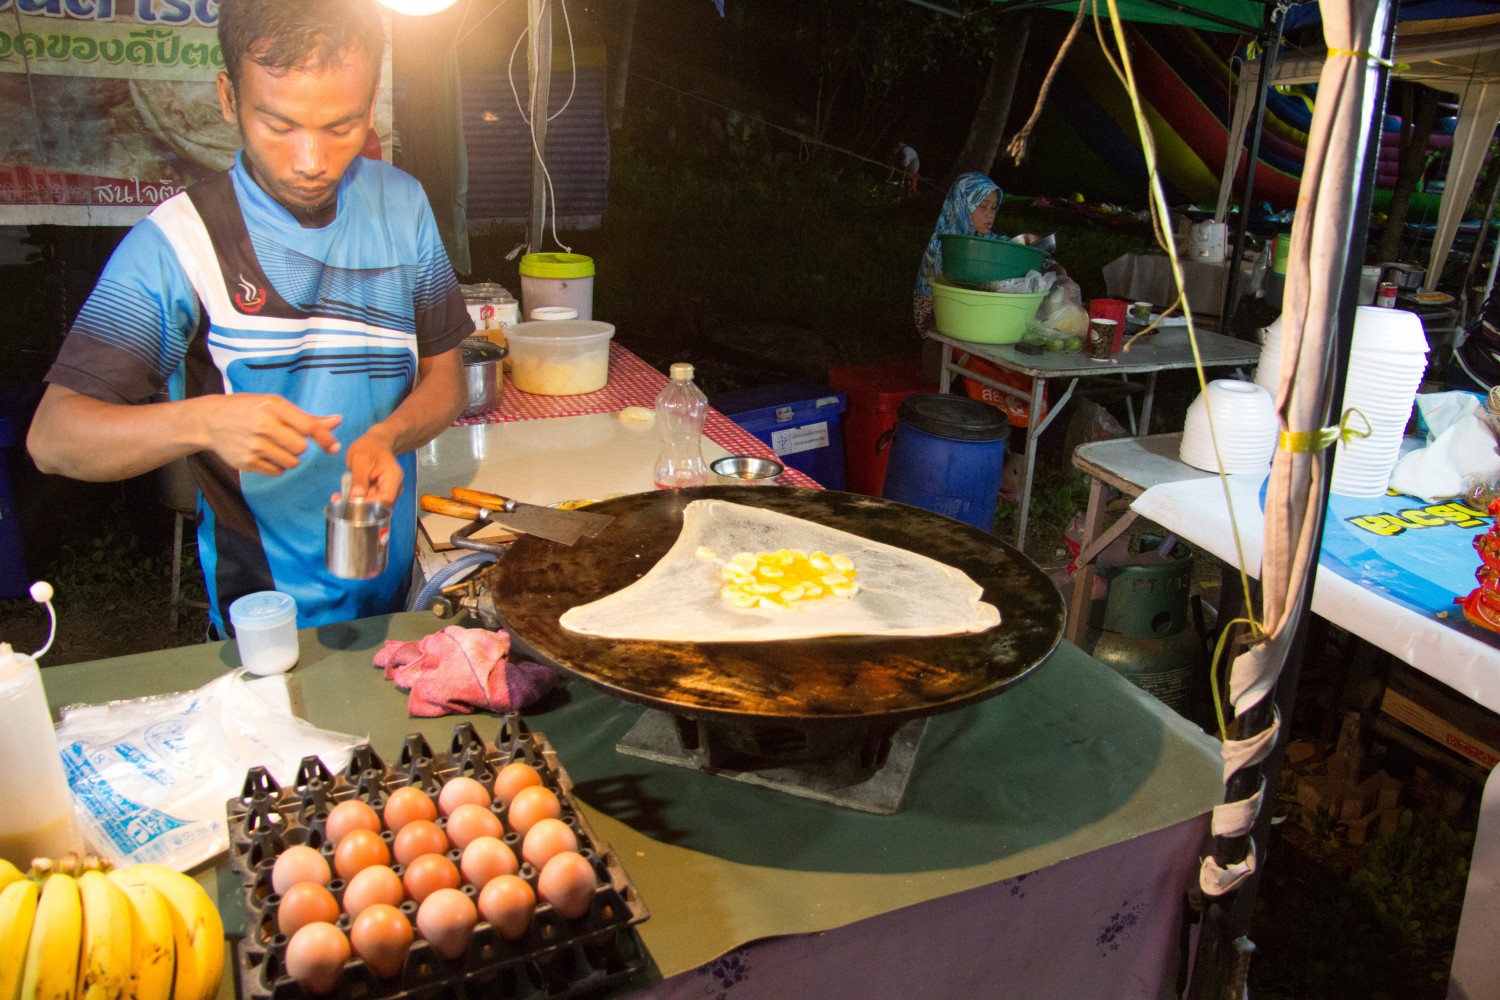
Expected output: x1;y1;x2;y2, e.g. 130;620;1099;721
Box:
1085;539;1202;718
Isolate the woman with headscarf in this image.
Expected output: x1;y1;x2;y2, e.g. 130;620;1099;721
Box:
914;173;1001;380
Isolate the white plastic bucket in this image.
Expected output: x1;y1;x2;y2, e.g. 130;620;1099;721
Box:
519;253;594;321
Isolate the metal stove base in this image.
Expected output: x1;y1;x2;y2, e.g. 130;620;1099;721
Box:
615;709;926;815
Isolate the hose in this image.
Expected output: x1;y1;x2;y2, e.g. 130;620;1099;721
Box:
408;551;497;613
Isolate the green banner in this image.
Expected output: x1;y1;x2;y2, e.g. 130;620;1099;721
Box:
0;9;393;225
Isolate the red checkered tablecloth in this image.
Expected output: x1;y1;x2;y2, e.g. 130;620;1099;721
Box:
455;343;820;488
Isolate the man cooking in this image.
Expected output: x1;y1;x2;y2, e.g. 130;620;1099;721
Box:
27;0;472;636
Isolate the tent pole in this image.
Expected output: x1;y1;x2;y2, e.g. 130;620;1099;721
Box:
1220;5;1286;332
1187;2;1398;996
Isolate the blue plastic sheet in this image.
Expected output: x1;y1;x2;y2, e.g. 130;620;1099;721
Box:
1261;480;1492;619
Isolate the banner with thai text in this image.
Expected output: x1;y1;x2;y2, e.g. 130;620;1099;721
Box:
0;0;391;226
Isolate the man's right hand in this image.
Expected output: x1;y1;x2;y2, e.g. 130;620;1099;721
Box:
27;384;342;483
200;394;342;476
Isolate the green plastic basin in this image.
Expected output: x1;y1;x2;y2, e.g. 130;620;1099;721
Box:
940;235;1048;285
931;277;1046;345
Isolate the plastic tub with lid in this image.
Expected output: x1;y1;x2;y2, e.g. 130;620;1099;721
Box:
519;253;594;321
507;319;615;395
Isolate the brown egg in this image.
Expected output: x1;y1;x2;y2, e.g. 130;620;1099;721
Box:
477;874;535;942
333;827;391;881
521;818;578;872
403;853;461;904
415;887;477;960
506;785;561;838
324;799;382;847
393;819;449;867
492;761;543;806
349;903;413;979
342;864;404;919
382;786;438;833
277;881;341;937
284;921;351;996
271;845;331;896
459;837;519;887
437;776;492;817
444;803;503;851
537;851;596;920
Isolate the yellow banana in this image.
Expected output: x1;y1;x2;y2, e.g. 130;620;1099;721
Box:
0;859;24;893
77;871;132;1000
0;878;41;1000
126;865;224;1000
20;871;81;1000
106;870;175;1000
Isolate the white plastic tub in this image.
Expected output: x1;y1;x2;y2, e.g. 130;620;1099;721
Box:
229;590;299;674
507;319;615;395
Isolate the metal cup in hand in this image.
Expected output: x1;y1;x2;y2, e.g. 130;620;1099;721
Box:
325;497;392;579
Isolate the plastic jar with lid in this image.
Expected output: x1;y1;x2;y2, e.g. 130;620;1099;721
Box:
519;253;594;321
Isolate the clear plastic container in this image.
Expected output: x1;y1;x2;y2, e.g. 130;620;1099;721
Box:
0;644;85;868
229;591;299;675
653;363;708;489
506;319;615;395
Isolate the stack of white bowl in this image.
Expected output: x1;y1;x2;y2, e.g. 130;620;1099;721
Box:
1331;305;1428;497
1179;379;1278;474
1254;316;1284;396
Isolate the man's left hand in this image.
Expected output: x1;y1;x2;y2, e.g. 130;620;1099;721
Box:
342;427;402;506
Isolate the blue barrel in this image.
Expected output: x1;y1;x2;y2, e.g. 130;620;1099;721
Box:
880;394;1010;530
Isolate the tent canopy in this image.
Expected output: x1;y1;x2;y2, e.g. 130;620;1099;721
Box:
1227;10;1500;288
981;0;1271;33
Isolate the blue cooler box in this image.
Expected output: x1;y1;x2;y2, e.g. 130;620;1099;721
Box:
709;382;848;490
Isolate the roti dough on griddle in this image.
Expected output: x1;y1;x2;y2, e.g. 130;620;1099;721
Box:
560;499;1000;642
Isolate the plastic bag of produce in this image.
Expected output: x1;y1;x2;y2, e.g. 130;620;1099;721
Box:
54;671;364;871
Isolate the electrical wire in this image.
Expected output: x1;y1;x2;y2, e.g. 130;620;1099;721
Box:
506;0;579;253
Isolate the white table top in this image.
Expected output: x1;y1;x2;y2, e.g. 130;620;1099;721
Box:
414;413;734;576
930;327;1260;379
1132;472;1500;714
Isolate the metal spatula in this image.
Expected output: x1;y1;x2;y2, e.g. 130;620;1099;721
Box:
420;488;614;546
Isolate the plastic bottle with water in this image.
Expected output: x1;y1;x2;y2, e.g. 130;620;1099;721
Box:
0;582;85;869
652;363;708;489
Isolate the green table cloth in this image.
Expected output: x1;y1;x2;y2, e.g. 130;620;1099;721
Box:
41;612;1221;992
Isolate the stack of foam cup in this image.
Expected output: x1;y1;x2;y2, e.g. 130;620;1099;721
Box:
1331;305;1429;497
1254;316;1284;396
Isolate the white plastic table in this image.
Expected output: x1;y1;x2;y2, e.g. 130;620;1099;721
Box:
1070;433;1500;998
926;328;1259;544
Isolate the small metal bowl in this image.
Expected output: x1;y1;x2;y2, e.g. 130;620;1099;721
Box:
711;456;785;486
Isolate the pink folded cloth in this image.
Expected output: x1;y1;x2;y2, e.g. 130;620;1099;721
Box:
373;626;556;718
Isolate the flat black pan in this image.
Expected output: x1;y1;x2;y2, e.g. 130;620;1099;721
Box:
488;487;1064;725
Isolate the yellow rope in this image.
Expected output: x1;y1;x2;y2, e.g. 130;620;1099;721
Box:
1278;408;1373;453
1208;617;1266;741
1098;0;1263;639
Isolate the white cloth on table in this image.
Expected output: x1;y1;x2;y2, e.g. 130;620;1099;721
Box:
1389;392;1500;501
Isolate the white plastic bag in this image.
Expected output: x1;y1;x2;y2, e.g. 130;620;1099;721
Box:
55;671;364;871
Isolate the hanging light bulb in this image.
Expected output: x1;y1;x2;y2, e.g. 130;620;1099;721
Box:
375;0;459;15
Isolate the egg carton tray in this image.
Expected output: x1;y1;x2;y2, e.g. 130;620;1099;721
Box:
225;717;650;1000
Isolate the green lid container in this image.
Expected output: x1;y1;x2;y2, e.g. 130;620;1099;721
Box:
519;253;595;279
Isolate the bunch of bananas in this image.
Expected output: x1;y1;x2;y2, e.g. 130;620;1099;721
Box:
0;854;224;1000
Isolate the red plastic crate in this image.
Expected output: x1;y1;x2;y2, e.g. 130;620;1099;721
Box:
828;360;937;497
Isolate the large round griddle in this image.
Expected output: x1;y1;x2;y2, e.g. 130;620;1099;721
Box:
487;487;1064;726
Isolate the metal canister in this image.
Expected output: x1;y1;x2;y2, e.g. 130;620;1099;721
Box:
1376;281;1398;308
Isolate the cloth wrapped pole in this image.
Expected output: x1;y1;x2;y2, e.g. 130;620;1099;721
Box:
374;626;556;718
1200;0;1395;899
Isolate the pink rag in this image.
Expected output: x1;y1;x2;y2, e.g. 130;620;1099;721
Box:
373;626;556;718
